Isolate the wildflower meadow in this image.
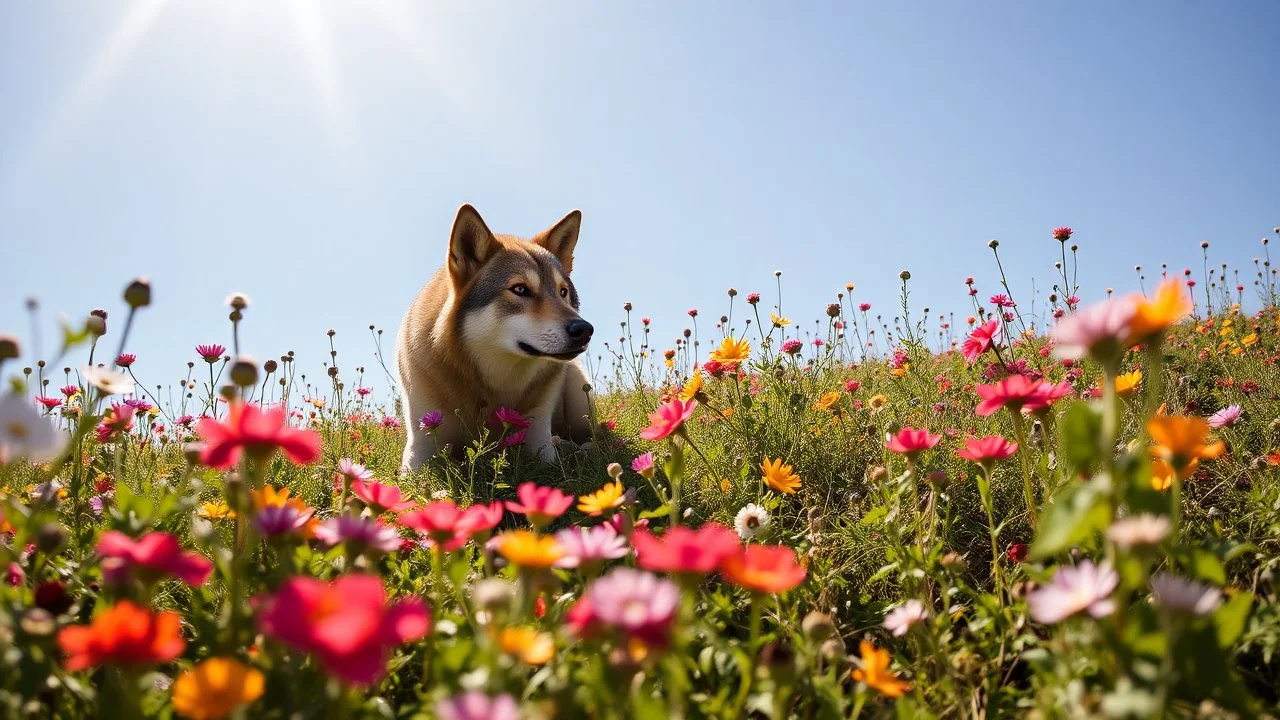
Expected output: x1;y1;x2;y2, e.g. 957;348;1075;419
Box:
2;228;1280;719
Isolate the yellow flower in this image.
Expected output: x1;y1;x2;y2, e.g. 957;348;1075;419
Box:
679;370;703;402
1148;416;1226;479
171;657;265;720
761;457;801;494
812;391;842;413
497;531;564;569
1150;458;1174;492
869;394;889;411
1241;332;1258;348
1128;278;1192;343
709;337;751;366
197;501;235;520
852;641;911;699
250;485;293;510
500;626;555;665
890;366;908;378
578;481;626;517
1113;369;1142;398
719;477;732;493
770;313;791;328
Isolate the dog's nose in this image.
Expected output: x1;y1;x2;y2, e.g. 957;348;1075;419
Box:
565;319;594;342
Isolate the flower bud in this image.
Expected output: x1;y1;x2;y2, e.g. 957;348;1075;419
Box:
606;463;623;481
941;552;967;572
226;292;250;310
801;611;838;645
229;357;259;387
183;442;205;466
826;303;841;318
756;641;796;683
868;466;888;484
899;270;911;281
123;278;152;308
264;359;278;374
35;523;68;555
0;333;19;361
19;609;55;637
987;239;999;249
86;311;107;337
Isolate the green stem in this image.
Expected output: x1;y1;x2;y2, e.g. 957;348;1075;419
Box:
977;466;1005;605
1008;413;1037;529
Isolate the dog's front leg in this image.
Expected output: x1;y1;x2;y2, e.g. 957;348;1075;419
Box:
525;413;558;463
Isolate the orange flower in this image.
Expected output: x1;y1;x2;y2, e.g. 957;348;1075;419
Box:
58;601;186;671
1148;416;1226;478
760;457;801;494
678;370;703;402
171;657;265;719
721;544;807;594
709;337;751;366
852;640;911;698
497;530;564;569
1150;458;1175;492
499;626;555;665
1128;279;1192;343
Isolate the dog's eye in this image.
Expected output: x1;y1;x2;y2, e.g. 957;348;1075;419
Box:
510;284;530;297
559;287;569;299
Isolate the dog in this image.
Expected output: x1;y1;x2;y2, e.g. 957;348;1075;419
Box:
396;204;595;471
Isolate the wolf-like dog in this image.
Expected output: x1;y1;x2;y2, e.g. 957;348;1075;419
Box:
396;204;595;471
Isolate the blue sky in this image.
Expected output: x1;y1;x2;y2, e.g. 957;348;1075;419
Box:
2;1;1276;400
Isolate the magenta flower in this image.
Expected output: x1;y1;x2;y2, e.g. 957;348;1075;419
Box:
1050;299;1137;361
313;515;402;554
1052;226;1073;242
114;353;136;368
886;427;941;457
356;387;372;396
962;318;1002;363
579;567;680;647
781;339;803;355
505;483;574;529
435;692;520;720
499;430;527;448
1206;404;1241;429
989;294;1014;308
420;411;444;431
631;452;655;480
492;407;531;430
555;525;630;570
195;344;226;364
1026;560;1118;623
859;302;871;312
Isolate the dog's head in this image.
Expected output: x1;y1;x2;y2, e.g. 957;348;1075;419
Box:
448;204;593;362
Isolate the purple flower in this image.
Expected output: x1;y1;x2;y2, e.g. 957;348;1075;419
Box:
435;691;520;720
313;514;402;554
583;567;680;645
1026;560;1118;624
631;452;655;479
1206;404;1241;429
1150;573;1223;616
254;505;314;538
1050;299;1137;361
419;411;444;431
555;525;630;570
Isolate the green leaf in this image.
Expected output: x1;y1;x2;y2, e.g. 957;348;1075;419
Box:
1177;547;1226;585
639;505;671;520
1214;592;1253;649
1058;401;1103;474
1029;477;1111;561
858;505;888;527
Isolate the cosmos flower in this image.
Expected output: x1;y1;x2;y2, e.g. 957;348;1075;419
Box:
420;411;444;431
962;319;1002;362
882;599;928;637
577;567;680;647
435;692;520;720
313;515;403;555
632;523;740;577
1026;560;1118;623
58;601;185;671
97;531;213;587
955;435;1018;466
1050;299;1136;362
1147;416;1226;478
82;366;135;396
505;483;574;529
196;344;226;363
1206;404;1241;429
639;398;697;441
351;479;415;513
973;376;1071;417
554;525;630;570
886;428;941;457
631;452;655;479
114;353;136;368
196;402;322;469
1149;573;1223;616
1127;278;1192;343
720;544;807;594
1105;514;1171;549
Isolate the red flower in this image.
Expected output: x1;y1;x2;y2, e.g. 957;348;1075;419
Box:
97;531;213;587
844;380;861;393
962;319;1002;363
36;396;62;410
956;435;1018;465
350;480;415;514
720;545;807;594
256;574;430;687
1051;226;1072;242
886;427;941;456
632;523;740;577
58;601;185;671
1007;543;1029;563
973;376;1070;417
114;353;136;368
196;402;322;469
639;398;698;441
505;482;574;529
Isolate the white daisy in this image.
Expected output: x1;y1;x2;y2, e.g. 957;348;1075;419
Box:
0;393;67;464
733;503;770;539
82;366;134;396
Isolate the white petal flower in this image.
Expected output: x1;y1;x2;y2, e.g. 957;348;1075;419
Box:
883;599;929;637
1150;574;1223;616
0;393;67;464
733;503;770;539
82;366;134;396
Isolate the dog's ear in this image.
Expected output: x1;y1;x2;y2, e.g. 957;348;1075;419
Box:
533;209;582;275
447;204;496;284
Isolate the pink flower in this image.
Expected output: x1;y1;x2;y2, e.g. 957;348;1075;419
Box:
436;692;520;720
504;483;573;529
859;303;872;312
1050;299;1137;361
36;396;62;410
499;429;526;448
989;294;1014;308
781;339;803;355
631;452;655;480
962;319;1002;363
955;435;1019;465
555;525;630;569
350;479;415;513
97;531;213;587
1052;226;1072;242
313;515;403;555
60;385;79;398
886;427;941;456
255;505;315;538
746;293;761;304
882;599;928;637
974;376;1071;417
114;353;136;368
195;344;226;364
844;380;860;392
639;398;698;441
1026;560;1118;624
399;502;476;551
195;402;322;469
1206;404;1241;429
574;567;680;647
492;407;530;431
632;523;740;577
356;387;372;396
459;502;504;537
256;574;430;686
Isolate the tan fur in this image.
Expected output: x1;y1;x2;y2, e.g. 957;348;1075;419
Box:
397;204;594;471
